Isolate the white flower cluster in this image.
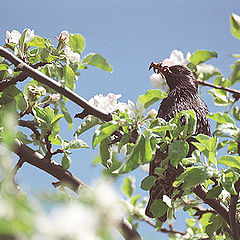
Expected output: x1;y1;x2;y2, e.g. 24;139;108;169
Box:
5;29;34;45
150;50;191;90
162;49;191;67
58;30;80;63
35;203;99;240
34;180;125;240
88;93;145;118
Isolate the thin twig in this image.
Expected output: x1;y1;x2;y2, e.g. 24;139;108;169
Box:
18;120;40;140
0;62;48;91
11;157;24;181
143;219;186;236
197;80;240;99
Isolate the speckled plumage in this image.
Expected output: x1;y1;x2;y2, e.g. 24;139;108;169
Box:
145;65;210;221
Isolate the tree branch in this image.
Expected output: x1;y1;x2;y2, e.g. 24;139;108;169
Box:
229;193;239;240
197;79;240;99
12;139;142;240
0;47;112;122
0;61;48;91
193;185;231;226
18;120;40;140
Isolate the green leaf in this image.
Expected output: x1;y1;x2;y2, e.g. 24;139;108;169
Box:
61;154;71;169
207;112;235;124
144;138;152;163
118;132;131;153
208;89;231;107
149;118;176;132
137;89;167;109
33;107;50;123
60;103;73;130
221;170;239;195
140;175;156;191
229;61;240;85
180;109;197;137
218;155;240;169
149;199;168;218
196;134;217;152
27;35;46;47
92;122;119;149
37;47;58;63
190;50;217;66
214;76;230;96
173;166;214;189
50;114;64;126
117;134;145;173
213;123;238;138
75;116;99;136
121;176;135;197
16;131;32;144
230;13;240;39
206;214;224;237
99;137;112;168
19;29;28;53
206;185;222;199
4;86;27;112
233;106;240;120
69;138;89;149
169;140;189;167
82;53;113;72
63;65;75;90
69;34;85;54
228;141;238;155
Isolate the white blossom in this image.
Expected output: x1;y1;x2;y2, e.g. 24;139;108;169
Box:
5;30;21;44
35;203;99;240
25;29;34;42
90;180;126;225
89;93;146;118
147;109;158;119
135;101;145;117
59;30;69;44
162;49;191;67
89;93;122;113
162;195;172;208
150;73;168;90
64;46;80;63
50;93;61;102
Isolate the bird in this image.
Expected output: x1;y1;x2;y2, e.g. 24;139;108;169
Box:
145;62;211;221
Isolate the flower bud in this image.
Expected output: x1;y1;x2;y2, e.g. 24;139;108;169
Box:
25;29;34;42
147;109;158;119
5;30;21;44
50;93;61;102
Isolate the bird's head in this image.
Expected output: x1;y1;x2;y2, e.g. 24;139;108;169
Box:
149;62;198;92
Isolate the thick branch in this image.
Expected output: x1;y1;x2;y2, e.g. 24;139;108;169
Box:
14;139;86;192
197;79;240;99
12;139;142;240
0;47;112;122
193;185;231;225
229;194;239;240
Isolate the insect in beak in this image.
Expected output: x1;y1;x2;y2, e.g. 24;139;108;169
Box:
148;61;172;78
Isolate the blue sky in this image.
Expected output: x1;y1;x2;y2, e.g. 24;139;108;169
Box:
1;1;240;239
